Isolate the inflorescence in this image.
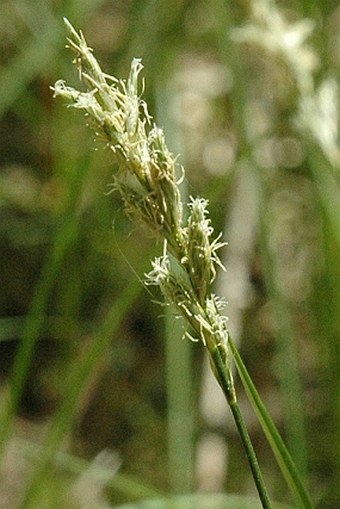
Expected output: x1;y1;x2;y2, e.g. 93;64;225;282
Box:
52;18;230;357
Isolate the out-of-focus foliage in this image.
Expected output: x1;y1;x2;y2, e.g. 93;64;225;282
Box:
0;1;339;509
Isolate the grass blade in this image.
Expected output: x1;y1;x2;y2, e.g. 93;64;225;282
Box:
20;278;142;508
229;337;314;509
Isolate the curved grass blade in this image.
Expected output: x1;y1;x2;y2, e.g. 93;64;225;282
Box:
20;278;142;509
229;337;314;509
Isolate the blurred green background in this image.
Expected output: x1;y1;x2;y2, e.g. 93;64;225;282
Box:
0;1;339;508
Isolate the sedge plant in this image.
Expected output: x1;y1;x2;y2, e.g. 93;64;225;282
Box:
52;19;315;509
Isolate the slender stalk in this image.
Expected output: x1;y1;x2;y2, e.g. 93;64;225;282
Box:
166;309;194;494
229;337;314;509
155;77;194;494
230;402;272;509
210;344;272;509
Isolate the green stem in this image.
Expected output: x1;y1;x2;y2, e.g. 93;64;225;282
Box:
229;337;314;509
229;401;272;509
210;345;273;509
166;308;194;493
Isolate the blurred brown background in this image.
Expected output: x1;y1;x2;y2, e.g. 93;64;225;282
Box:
0;1;339;508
